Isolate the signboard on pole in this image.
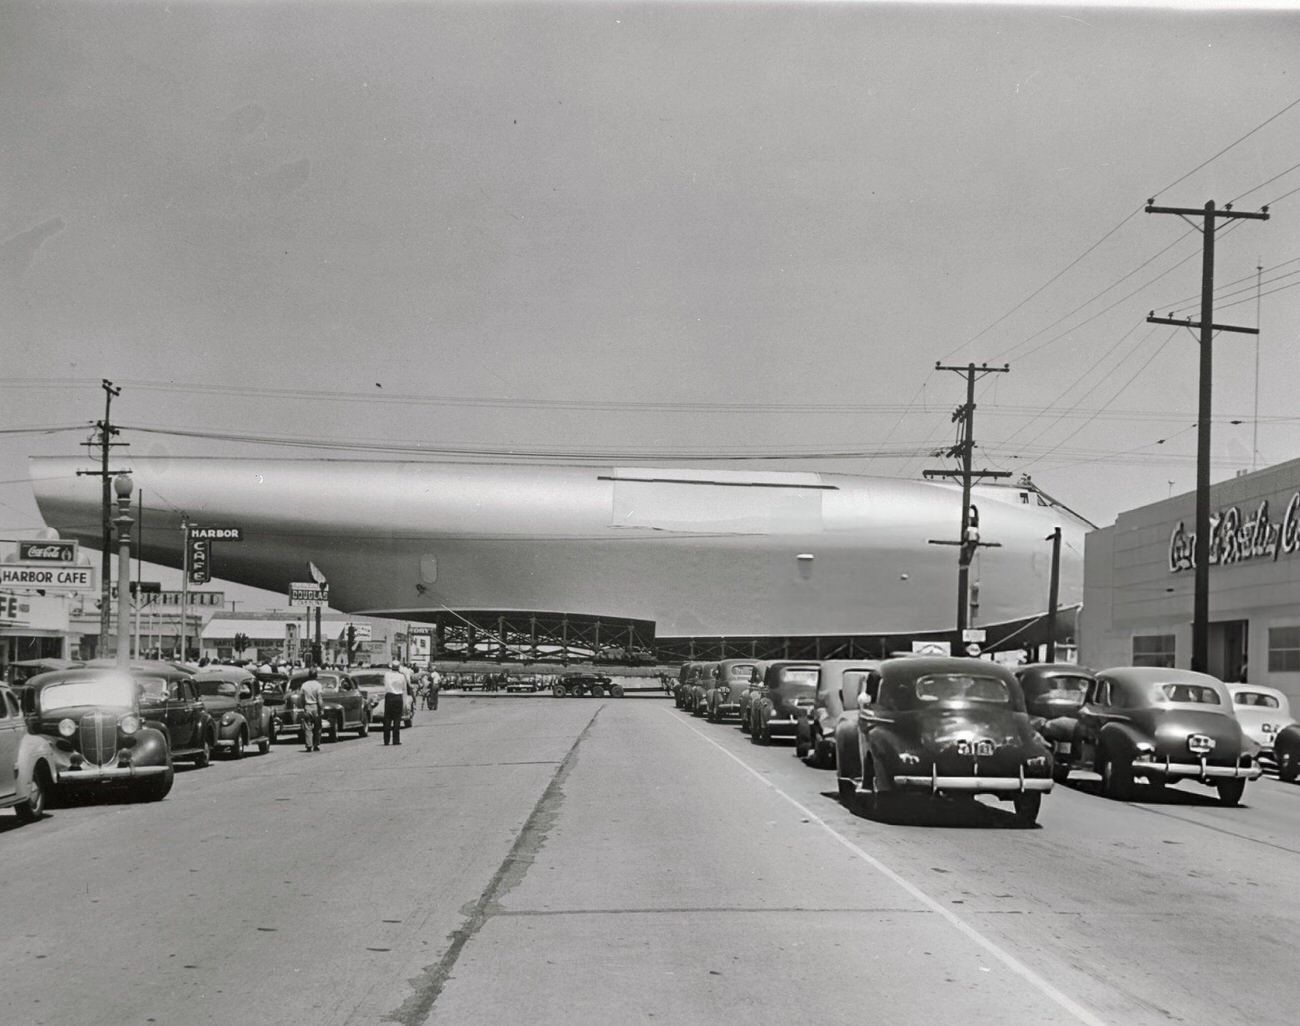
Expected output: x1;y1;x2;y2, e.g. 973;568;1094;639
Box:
0;564;97;592
344;622;372;642
961;628;986;643
910;640;951;656
18;540;79;563
188;537;211;584
189;526;243;541
289;582;329;607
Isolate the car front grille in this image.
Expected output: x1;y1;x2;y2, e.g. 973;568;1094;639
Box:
80;712;118;767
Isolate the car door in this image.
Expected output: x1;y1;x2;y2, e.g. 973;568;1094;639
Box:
0;688;22;801
238;677;264;739
334;677;359;726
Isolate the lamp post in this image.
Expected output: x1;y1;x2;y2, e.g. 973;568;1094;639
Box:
113;474;134;667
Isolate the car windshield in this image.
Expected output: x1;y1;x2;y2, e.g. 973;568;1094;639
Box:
195;680;240;698
135;676;172;701
914;673;1010;705
1040;676;1090;701
40;675;136;712
351;672;391;690
1234;691;1281;708
727;664;757;679
1154;683;1222;705
779;669;818;687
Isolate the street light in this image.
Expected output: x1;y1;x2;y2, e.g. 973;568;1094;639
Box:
113;474;133;667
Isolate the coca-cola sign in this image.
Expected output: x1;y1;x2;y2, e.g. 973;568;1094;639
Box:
1169;491;1300;573
18;540;78;563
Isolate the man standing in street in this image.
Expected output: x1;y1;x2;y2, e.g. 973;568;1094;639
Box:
300;668;324;752
427;666;441;711
383;667;405;746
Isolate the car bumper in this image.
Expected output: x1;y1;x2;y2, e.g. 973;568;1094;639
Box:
59;764;169;782
764;716;798;732
1133;758;1261;781
892;770;1053;794
713;702;741;715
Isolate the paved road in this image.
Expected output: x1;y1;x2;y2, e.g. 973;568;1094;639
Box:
3;697;1297;1026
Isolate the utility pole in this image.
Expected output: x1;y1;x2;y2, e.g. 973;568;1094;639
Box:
1044;526;1061;663
77;379;126;656
1145;198;1269;672
925;362;1011;636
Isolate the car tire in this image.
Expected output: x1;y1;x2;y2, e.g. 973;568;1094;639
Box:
258;730;271;754
326;718;339;743
795;732;810;759
358;714;370;737
14;764;49;823
837;777;856;803
1013;792;1042;826
1216;779;1246;806
270;715;283;743
611;684;624;698
739;712;750;735
1101;751;1132;801
194;736;212;768
1279;752;1299;783
403;716;413;729
230;732;245;760
553;684;565;697
1052;762;1070;785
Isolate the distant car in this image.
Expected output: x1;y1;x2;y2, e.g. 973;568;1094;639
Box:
672;663;699;709
1014;664;1096;783
1068;667;1261;805
552;673;620;697
705;659;769;723
834;657;1053;825
134;669;217;768
687;662;717;717
193;666;274;757
0;683;58;823
21;667;173;803
6;658;83;686
1229;684;1292;771
795;660;879;768
351;669;414;728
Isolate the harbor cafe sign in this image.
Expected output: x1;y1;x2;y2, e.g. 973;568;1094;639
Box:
1169;491;1300;573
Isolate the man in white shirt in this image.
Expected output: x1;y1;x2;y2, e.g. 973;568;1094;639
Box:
300;669;324;752
383;669;406;746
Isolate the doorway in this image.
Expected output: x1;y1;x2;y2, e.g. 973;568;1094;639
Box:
1209;620;1249;683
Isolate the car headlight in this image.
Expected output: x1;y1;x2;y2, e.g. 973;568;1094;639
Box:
221;712;236;726
1135;741;1155;755
119;714;140;735
58;717;77;737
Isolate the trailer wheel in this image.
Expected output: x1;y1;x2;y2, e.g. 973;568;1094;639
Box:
552;683;565;697
611;684;624;698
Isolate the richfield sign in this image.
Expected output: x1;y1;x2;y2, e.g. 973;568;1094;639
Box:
18;540;79;562
1169;491;1300;573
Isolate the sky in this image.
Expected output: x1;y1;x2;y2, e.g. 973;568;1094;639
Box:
3;0;1300;583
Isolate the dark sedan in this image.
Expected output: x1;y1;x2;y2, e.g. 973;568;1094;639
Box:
1014;664;1095;783
1068;667;1261;805
750;661;820;744
193;666;274;757
834;657;1052;825
796;660;879;768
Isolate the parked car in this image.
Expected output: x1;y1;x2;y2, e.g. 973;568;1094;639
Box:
193;666;274;757
672;663;699;709
20;667;173;802
706;659;769;723
134;668;217;768
351;669;414;728
6;658;83;686
0;682;58;823
1229;684;1292;771
795;660;879;768
750;661;820;744
687;662;718;717
1014;664;1096;783
281;669;371;742
834;657;1052;825
1068;667;1261;805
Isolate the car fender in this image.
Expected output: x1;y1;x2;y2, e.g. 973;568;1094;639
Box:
16;732;57;793
834;714;861;783
217;711;248;742
1097;720;1145;762
130;726;171;767
1038;714;1078;744
866;729;905;791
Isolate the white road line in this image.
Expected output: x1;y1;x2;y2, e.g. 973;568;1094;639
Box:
669;710;1110;1026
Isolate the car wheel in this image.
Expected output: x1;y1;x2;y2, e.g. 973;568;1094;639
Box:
403;715;413;729
739;711;750;735
270;715;283;743
1101;751;1132;801
1052;762;1070;785
358;714;370;737
194;735;212;768
14;764;49;823
230;732;245;760
611;684;624;698
326;718;339;743
755;718;770;745
1013;792;1042;826
1279;752;1299;783
553;683;565;697
257;729;271;754
795;731;810;759
837;777;856;803
1216;778;1246;806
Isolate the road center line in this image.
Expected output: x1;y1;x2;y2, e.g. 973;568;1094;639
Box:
669;710;1110;1026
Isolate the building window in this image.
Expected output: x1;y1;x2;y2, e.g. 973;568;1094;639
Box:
1268;626;1300;673
1132;634;1175;668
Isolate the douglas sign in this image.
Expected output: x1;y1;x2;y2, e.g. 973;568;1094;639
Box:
1169;491;1300;573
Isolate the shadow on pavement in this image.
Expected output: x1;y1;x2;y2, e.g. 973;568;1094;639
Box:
818;789;1038;829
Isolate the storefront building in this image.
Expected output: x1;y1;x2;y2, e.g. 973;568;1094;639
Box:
1082;456;1300;704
